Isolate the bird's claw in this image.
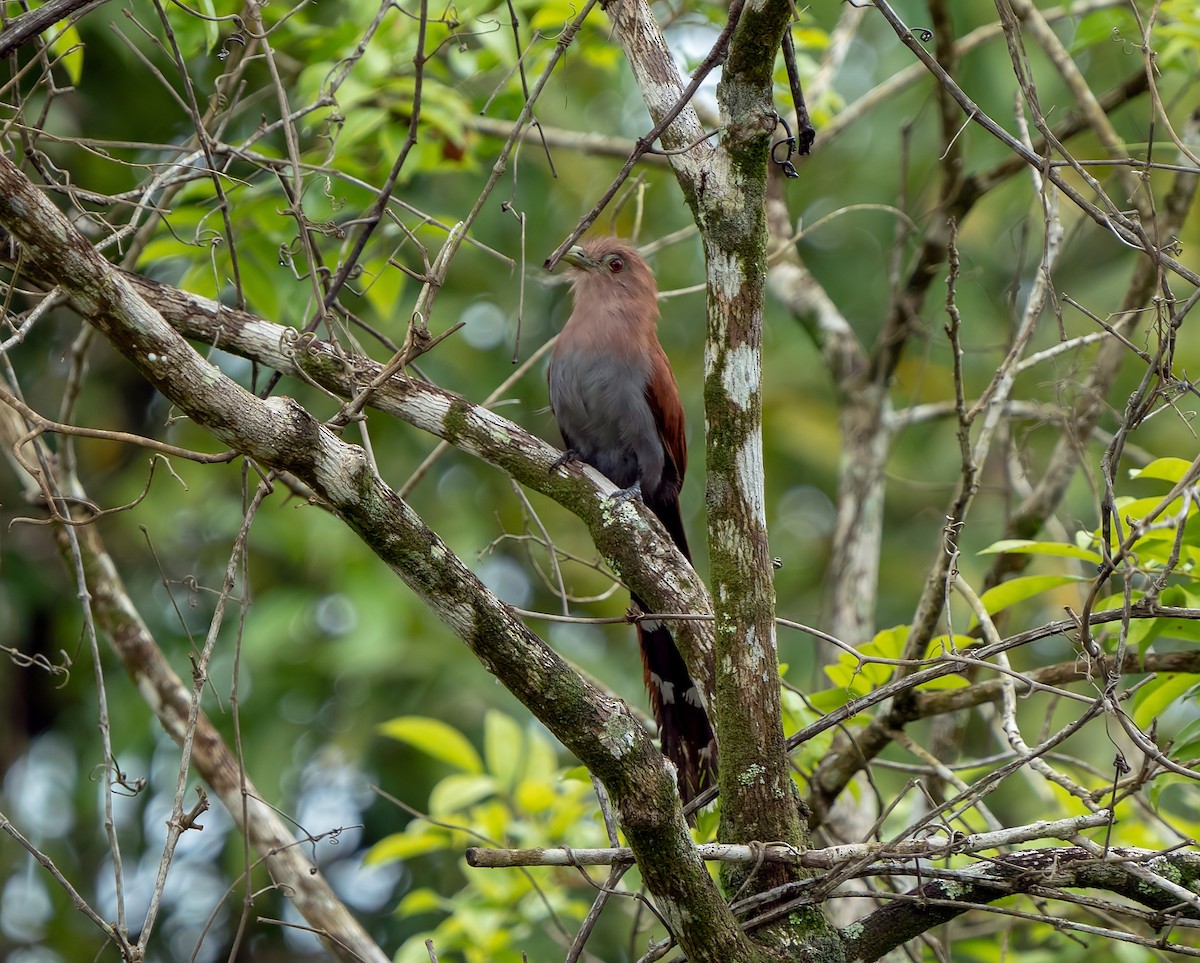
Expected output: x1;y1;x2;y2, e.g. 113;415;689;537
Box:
608;482;643;506
550;448;579;474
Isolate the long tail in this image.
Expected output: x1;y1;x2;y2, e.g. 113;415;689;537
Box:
634;489;717;805
634;605;718;804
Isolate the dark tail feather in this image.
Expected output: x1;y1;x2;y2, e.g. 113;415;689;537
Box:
634;597;718;806
645;488;691;563
635;489;716;805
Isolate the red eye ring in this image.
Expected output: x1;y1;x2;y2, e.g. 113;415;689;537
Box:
608;257;624;273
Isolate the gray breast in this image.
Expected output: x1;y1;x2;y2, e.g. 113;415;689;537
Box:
549;349;662;492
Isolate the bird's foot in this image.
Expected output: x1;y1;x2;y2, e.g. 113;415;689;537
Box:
608;481;643;506
550;448;579;474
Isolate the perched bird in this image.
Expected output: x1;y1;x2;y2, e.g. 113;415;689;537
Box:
548;236;717;803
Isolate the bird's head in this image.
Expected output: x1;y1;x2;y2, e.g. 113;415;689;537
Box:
560;237;659;312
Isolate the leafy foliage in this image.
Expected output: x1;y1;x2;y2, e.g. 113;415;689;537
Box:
3;0;1200;960
370;712;601;962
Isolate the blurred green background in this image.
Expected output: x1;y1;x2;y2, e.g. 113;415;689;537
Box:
2;0;1199;959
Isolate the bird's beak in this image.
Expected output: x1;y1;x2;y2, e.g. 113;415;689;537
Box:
561;245;600;269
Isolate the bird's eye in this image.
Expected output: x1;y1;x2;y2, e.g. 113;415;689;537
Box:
608;257;624;273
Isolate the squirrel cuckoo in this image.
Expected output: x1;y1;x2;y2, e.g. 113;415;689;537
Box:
548;236;717;803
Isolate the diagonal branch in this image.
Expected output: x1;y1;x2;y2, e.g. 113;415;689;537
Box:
0;0;110;58
0;234;720;715
872;0;1199;288
841;846;1200;962
0;151;772;963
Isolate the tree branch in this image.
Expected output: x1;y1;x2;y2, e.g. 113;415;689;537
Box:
0;234;722;718
841;846;1200;962
0;0;110;58
71;492;389;962
790;604;1200;822
466;810;1109;867
0;150;771;963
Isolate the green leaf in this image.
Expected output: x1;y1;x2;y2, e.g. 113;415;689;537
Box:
1091;590;1163;656
45;21;84;86
198;0;220;52
916;635;972;689
484;710;523;789
869;624;908;660
978;538;1102;563
1108;494;1185;525
824;625;906;693
925;634;974;657
395;887;446;915
359;260;407;325
806;687;851;712
513;778;557;814
1132;674;1200;731
378;716;483;773
1168;715;1200;763
1149;771;1199;809
429;773;496;814
824;659;885;695
1163;584;1200;607
917;673;969;690
1069;8;1138;53
1140;587;1200;644
1148;617;1200;644
977;575;1086;617
791;27;829;50
236;250;283;321
178;261;220;301
1132;614;1162;658
1130;457;1194;484
693;804;720;842
364;828;448;864
529;0;585;32
523;725;559;782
